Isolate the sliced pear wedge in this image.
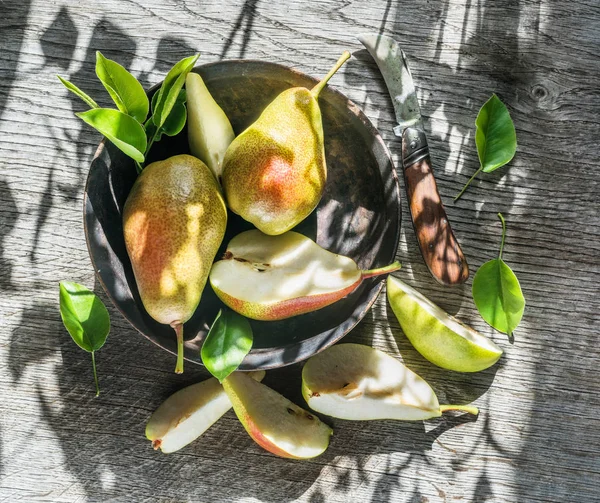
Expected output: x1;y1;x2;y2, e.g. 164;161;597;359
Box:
146;371;265;453
222;372;332;459
210;230;400;320
302;344;478;420
387;276;503;372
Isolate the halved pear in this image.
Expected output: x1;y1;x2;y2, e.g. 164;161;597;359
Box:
186;72;235;180
146;371;265;453
302;344;478;420
387;276;502;372
222;372;332;459
209;230;401;320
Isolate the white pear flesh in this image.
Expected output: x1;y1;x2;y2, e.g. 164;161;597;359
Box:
209;230;362;320
387;276;503;372
302;344;446;421
146;371;265;453
223;372;332;459
186;73;235;179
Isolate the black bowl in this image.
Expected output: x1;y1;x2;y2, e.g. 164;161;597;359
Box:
84;60;401;370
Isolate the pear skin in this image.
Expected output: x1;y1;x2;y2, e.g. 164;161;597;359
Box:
209;230;401;320
186;73;235;180
221;52;351;235
123;154;227;373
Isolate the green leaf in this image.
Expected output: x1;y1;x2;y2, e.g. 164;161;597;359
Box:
201;309;253;382
76;108;146;163
476;94;517;172
95;51;149;123
161;101;186;136
57;76;99;109
454;94;517;202
59;282;110;352
152;54;199;129
472;214;525;336
59;281;110;396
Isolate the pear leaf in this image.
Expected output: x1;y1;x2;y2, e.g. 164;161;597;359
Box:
454;94;517;201
476;94;517;173
76;108;146;163
152;54;199;129
95;51;149;123
59;281;110;396
472;213;525;336
201;309;253;382
150;89;186;137
57;76;99;109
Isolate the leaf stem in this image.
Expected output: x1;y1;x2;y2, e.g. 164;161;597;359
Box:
454;167;482;202
144;126;160;160
439;404;479;415
91;351;100;397
497;212;507;260
173;323;184;374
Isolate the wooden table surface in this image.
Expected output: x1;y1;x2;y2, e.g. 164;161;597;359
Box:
1;1;599;502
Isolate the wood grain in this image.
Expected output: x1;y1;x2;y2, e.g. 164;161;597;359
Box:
1;0;599;502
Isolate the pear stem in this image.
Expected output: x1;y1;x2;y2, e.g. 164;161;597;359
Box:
361;261;401;279
173;323;184;374
311;51;351;98
439;404;479;415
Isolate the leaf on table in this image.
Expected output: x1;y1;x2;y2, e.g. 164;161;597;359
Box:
95;51;149;123
476;94;517;173
76;108;147;163
472;213;525;336
152;54;199;129
59;281;110;352
201;309;253;382
57;76;99;109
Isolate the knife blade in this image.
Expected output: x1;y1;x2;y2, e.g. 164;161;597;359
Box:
358;33;469;286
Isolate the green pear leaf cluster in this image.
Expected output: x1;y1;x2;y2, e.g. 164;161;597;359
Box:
472;213;525;336
59;281;110;396
455;94;517;201
201;309;254;382
58;51;199;171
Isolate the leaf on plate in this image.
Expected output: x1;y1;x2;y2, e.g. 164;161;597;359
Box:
95;51;149;123
152;54;199;129
57;76;99;109
201;309;253;382
76;108;146;163
472;213;525;336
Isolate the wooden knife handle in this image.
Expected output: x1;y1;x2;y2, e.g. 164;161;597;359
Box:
402;127;469;285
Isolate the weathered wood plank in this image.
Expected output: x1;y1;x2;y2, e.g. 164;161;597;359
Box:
1;0;599;502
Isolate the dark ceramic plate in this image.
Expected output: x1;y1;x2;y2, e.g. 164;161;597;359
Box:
84;60;401;370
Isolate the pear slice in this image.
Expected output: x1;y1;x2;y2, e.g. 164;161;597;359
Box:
146;371;265;453
222;372;332;459
302;344;478;420
186;73;235;180
209;230;401;320
387;276;503;372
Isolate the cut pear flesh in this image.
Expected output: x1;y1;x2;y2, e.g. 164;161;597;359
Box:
210;230;400;320
302;344;478;420
387;276;503;372
146;371;265;453
223;371;332;459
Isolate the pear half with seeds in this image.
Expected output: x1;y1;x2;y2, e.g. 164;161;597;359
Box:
146;371;265;453
209;230;401;320
302;344;478;420
387;276;503;372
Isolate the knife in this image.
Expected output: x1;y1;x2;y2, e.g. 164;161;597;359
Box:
358;33;469;286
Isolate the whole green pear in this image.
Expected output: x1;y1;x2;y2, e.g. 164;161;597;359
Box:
221;52;350;235
123;154;227;373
